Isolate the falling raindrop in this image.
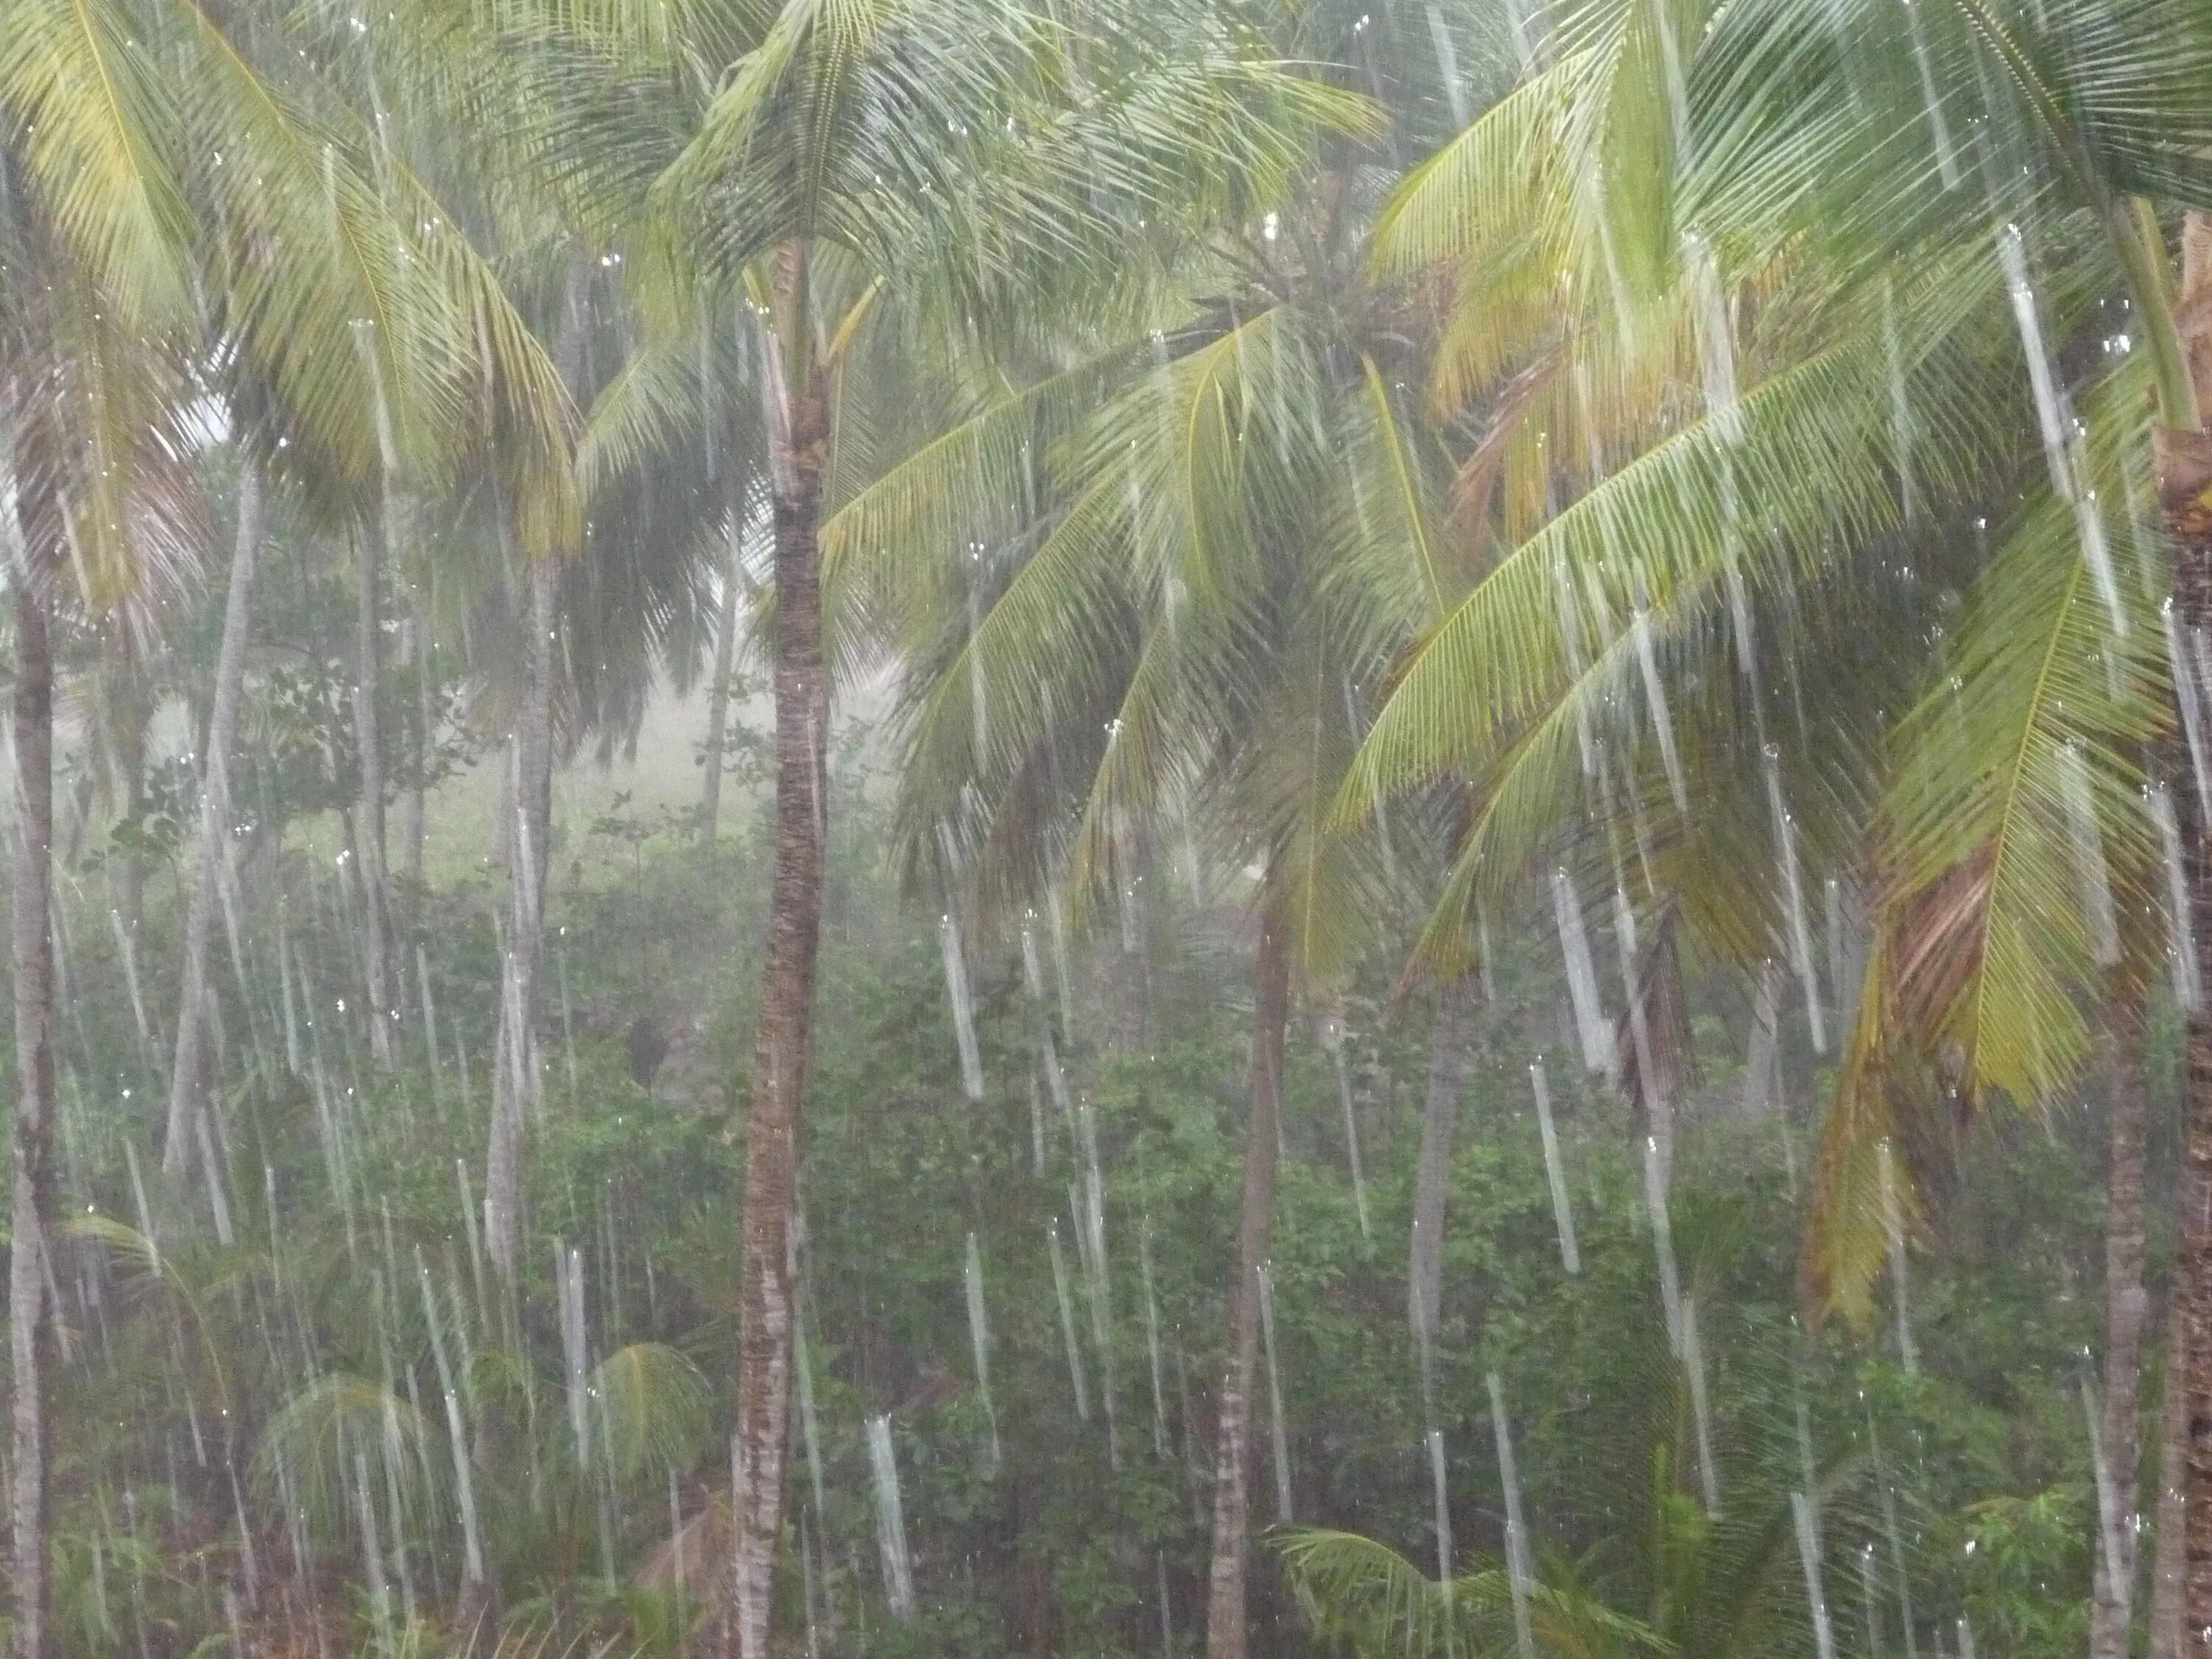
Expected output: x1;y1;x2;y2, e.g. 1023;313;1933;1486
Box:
2081;1374;2133;1638
1260;1262;1293;1523
1140;1221;1170;1458
1793;1489;1839;1659
1551;869;1615;1075
1049;1220;1091;1420
867;1416;916;1616
1682;1296;1722;1514
939;912;985;1102
1047;889;1077;1046
1644;1137;1684;1351
2151;783;2199;1010
1425;3;1467;125
1879;1141;1919;1375
796;1300;827;1523
1997;223;2125;636
1027;1069;1047;1175
1904;0;1960;187
416;1252;484;1587
1487;1374;1538;1659
2059;742;2120;965
1860;1543;1886;1659
1764;748;1826;1052
557;1243;591;1463
1630;587;1689;816
965;1231;1001;1469
2168;608;2212;827
1528;1062;1580;1274
1427;1427;1453;1581
1329;1037;1371;1240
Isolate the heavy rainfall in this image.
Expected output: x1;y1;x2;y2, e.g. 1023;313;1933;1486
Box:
3;0;2212;1655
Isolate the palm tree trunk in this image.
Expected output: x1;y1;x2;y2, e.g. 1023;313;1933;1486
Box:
112;682;147;944
2160;208;2212;1651
10;580;58;1659
161;467;262;1180
2154;1287;2190;1659
731;242;831;1659
1204;874;1291;1659
2092;995;2151;1659
484;257;584;1284
699;532;741;841
1408;975;1477;1349
354;516;394;1067
402;605;427;916
484;551;558;1281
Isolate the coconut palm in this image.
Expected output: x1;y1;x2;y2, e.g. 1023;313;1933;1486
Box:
872;29;1601;1628
2;5;574;1646
1281;1527;1662;1659
1337;0;2212;1647
1280;1315;1891;1659
892;299;1418;1659
525;4;1380;1650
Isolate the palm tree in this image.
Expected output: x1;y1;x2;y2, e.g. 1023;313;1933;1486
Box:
1281;1528;1660;1659
1279;1329;1862;1659
1801;439;2168;1659
896;322;1409;1655
613;8;1376;1649
159;465;264;1189
1333;4;2212;1647
2;6;572;1646
880;99;1596;1649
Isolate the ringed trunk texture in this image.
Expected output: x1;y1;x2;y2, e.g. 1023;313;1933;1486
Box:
731;248;831;1659
2154;1287;2191;1659
484;551;558;1283
2091;999;2150;1659
1204;878;1292;1659
1408;975;1478;1352
354;517;394;1067
2164;207;2212;1650
10;582;58;1659
699;531;742;842
161;467;262;1180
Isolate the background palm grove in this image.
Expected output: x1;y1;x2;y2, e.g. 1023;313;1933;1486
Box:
7;0;2212;1655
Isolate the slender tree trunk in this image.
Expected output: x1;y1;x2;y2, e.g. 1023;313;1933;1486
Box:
1408;975;1477;1349
10;581;57;1659
1205;874;1291;1659
160;467;262;1180
354;517;394;1066
402;605;427;917
111;682;147;943
2093;992;2151;1659
731;242;831;1659
699;531;741;841
484;543;560;1281
2161;208;2212;1652
2155;1285;2191;1659
484;259;583;1284
492;742;515;873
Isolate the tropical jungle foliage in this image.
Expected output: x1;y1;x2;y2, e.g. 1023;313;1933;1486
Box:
7;0;2212;1655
